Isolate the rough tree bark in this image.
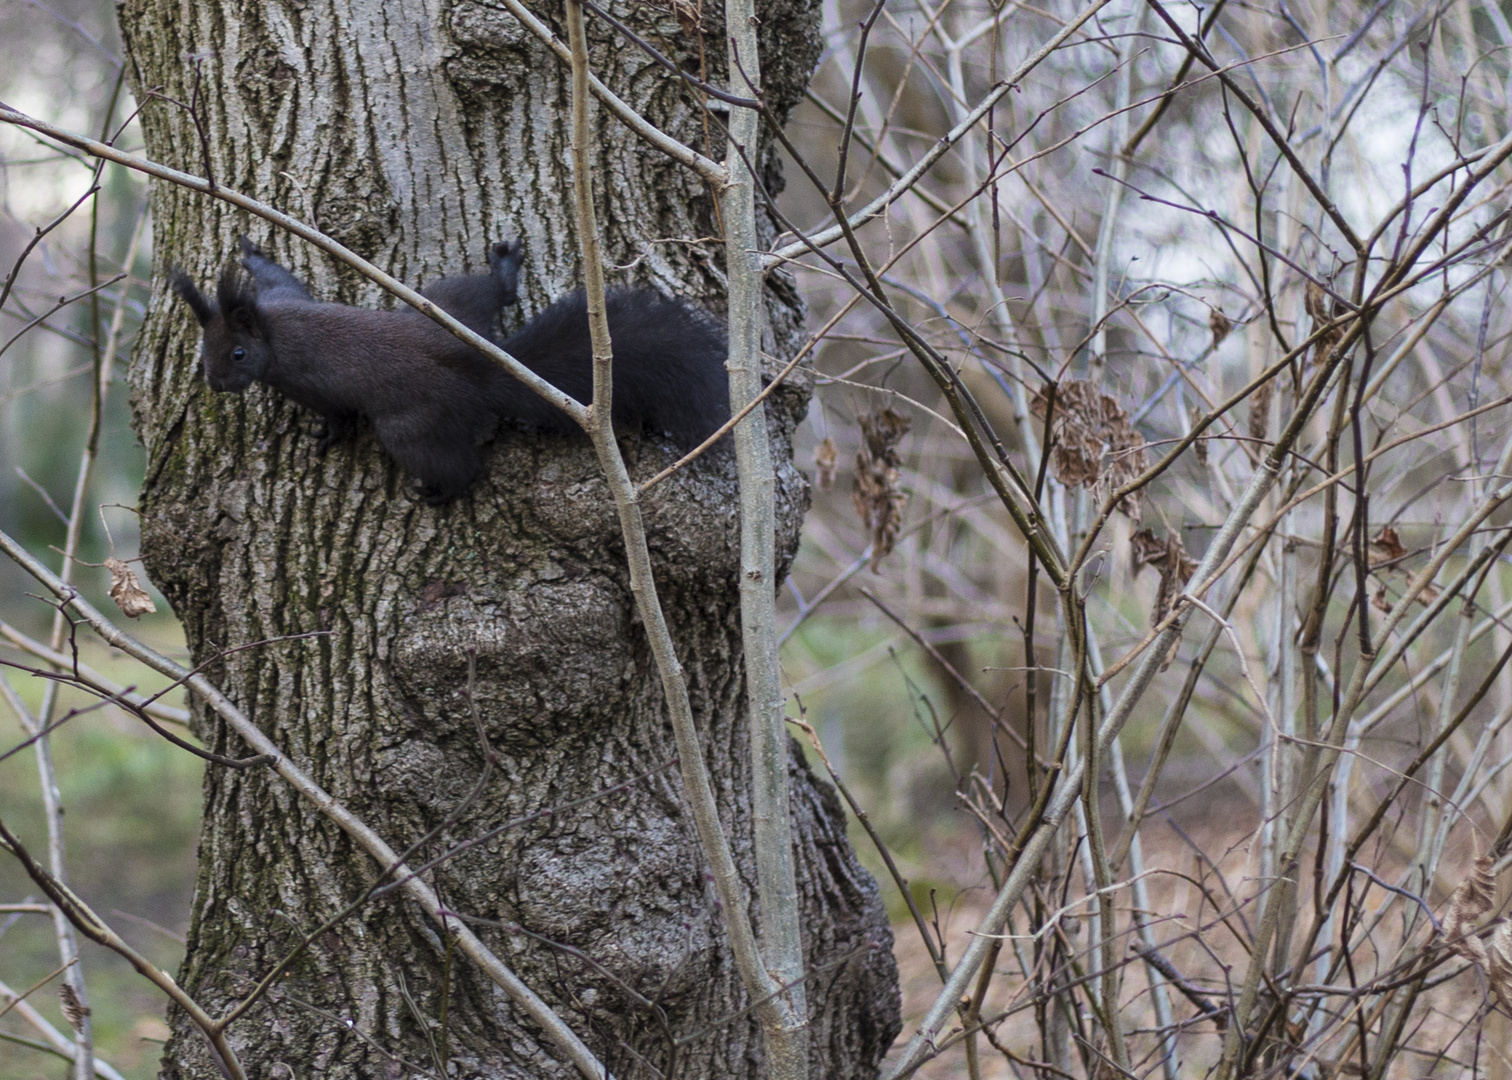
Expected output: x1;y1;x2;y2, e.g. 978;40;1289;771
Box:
114;0;901;1074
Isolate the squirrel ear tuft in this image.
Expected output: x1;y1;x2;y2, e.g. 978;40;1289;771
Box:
216;264;264;337
169;269;214;327
226;306;259;334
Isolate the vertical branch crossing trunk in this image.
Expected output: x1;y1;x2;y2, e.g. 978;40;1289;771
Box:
116;0;900;1074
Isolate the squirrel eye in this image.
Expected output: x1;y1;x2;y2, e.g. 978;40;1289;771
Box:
232;347;246;361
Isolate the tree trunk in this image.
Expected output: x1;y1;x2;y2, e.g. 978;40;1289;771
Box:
115;0;900;1074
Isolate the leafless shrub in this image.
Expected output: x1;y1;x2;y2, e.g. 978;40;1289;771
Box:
779;0;1512;1075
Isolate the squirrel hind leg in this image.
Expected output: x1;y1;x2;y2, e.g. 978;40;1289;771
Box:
313;413;360;456
408;448;483;504
372;413;484;504
420;482;468;506
407;443;483;504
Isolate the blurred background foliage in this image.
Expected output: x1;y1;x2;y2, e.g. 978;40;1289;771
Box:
2;2;192;1075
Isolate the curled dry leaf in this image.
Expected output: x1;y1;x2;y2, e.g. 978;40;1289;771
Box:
1442;853;1512;1010
1208;308;1234;348
58;982;89;1030
1029;380;1148;524
851;408;911;572
1248;378;1273;444
1130;528;1197;627
105;557;157;619
1442;853;1497;967
1488;921;1512;1013
1369;526;1407;566
814;436;838;492
1305;280;1344;365
1129;528;1168;575
1189;405;1208;466
1367;527;1438;607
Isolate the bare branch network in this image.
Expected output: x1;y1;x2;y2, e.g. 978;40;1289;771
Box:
5;0;1512;1077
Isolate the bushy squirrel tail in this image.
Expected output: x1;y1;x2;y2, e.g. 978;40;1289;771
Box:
496;288;729;447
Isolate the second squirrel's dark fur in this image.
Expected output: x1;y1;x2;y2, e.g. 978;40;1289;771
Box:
169;238;730;502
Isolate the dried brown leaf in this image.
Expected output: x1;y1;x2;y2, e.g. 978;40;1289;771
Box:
1440;854;1512;1010
105;557;156;619
1189;406;1208;466
1303;279;1330;325
1155;552;1195;629
1129;528;1168;573
1030;381;1101;488
851;408;911;572
1489;920;1512;1013
58;982;89;1030
1029;380;1147;523
1368;528;1440;607
1248;379;1273;444
1305;280;1344;365
1130;528;1196;627
1442;854;1497;965
1209;308;1234;348
813;436;837;492
1371;585;1393;614
1369;526;1407;565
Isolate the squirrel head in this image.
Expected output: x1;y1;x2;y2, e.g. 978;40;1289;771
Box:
170;265;272;393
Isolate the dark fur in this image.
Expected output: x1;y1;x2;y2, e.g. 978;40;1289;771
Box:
170;238;730;503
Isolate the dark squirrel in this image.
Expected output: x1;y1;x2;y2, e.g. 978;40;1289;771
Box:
169;238;730;502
